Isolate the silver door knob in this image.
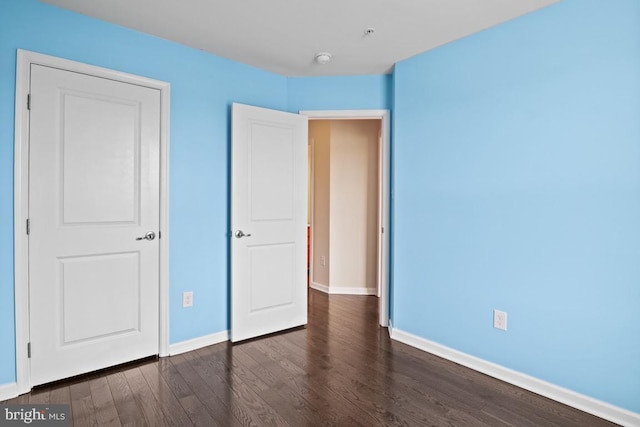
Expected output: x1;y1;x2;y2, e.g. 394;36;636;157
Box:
136;231;156;241
235;230;252;238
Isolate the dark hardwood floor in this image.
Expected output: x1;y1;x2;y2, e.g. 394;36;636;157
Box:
2;289;616;426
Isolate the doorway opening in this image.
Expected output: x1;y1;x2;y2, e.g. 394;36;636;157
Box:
301;110;390;327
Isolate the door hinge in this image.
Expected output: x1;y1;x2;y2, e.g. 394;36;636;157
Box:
158;231;161;239
26;218;30;235
27;342;31;358
381;226;384;234
27;94;31;111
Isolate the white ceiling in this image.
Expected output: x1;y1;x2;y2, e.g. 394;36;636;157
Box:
41;0;559;77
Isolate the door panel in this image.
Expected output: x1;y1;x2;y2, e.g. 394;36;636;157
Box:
59;252;140;344
231;103;308;342
28;64;160;386
61;93;140;225
249;243;295;311
249;123;295;220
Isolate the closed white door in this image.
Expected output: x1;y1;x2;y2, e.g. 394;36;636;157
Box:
28;64;161;386
231;103;308;342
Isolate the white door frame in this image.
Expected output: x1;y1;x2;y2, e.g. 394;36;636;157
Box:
13;49;171;394
299;109;390;327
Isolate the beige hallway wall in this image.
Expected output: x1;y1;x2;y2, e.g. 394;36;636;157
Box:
309;121;331;288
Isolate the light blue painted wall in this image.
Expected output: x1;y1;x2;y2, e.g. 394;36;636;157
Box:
287;75;392;112
0;0;288;384
392;0;640;413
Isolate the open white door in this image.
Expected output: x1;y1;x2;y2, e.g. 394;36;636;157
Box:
231;103;308;342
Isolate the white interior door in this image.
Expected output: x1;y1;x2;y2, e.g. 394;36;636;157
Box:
231;103;308;342
28;64;161;386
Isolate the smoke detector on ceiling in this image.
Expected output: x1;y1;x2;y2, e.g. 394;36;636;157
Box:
314;52;332;65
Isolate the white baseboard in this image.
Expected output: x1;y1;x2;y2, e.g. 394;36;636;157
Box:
168;330;229;356
0;382;18;402
332;286;377;295
390;328;640;427
310;282;376;295
310;281;330;293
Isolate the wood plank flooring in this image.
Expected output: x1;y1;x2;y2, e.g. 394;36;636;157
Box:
2;290;617;426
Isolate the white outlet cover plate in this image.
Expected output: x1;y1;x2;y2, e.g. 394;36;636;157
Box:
183;291;193;308
494;309;507;331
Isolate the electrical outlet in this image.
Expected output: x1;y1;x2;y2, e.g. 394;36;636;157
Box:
183;291;193;308
321;255;326;267
493;309;507;331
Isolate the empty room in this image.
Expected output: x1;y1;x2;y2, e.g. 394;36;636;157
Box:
0;0;638;425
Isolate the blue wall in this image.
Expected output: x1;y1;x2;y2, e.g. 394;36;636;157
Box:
392;0;640;413
0;0;288;384
287;75;392;112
